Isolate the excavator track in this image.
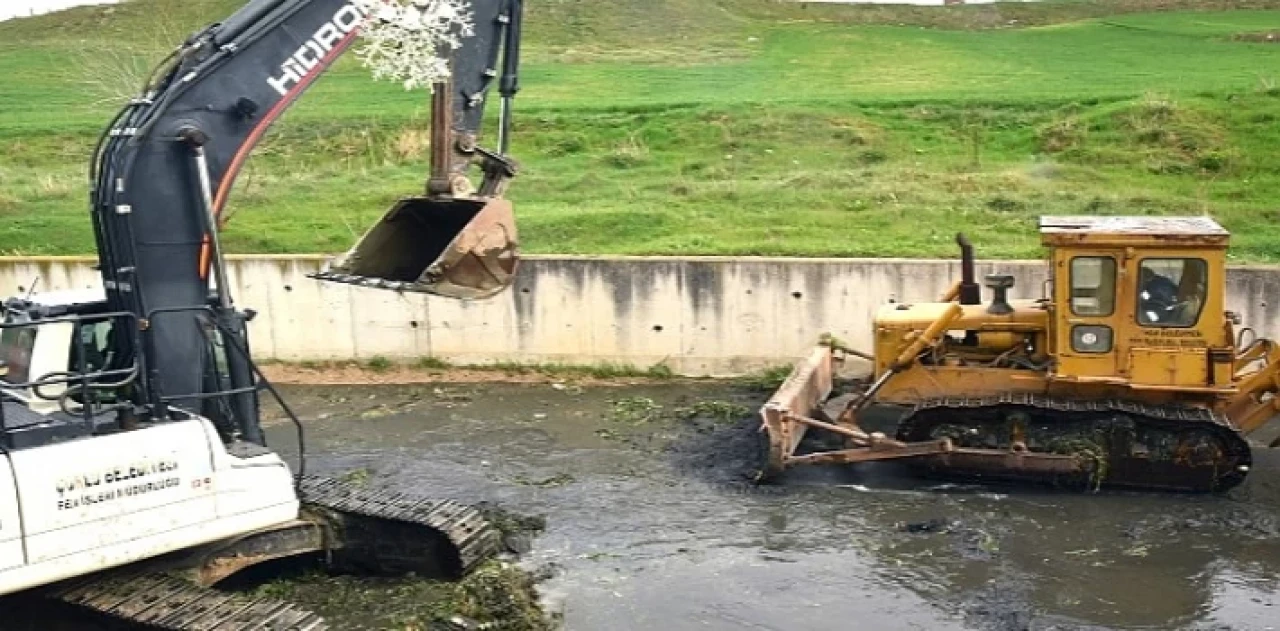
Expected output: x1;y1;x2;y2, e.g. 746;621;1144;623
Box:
46;570;327;630
297;474;503;577
897;393;1253;492
39;475;504;630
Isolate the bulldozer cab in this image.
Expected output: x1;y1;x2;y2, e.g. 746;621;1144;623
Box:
1042;216;1233;389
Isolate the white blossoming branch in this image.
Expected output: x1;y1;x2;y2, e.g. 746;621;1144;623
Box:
350;0;475;91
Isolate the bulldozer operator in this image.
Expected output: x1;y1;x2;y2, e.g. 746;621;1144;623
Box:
1141;261;1209;327
1139;266;1181;322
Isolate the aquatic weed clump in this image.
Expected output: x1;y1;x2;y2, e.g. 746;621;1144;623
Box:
1045;435;1109;491
239;562;554;631
476;504;547;539
449;561;556;631
477;503;548;555
607;396;664;424
672;400;750;425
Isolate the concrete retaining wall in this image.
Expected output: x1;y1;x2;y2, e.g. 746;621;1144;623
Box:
1;255;1277;376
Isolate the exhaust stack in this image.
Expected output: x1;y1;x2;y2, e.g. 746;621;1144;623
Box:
956;233;981;306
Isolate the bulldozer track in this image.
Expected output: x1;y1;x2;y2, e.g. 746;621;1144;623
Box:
897;393;1253;492
298;474;503;576
47;570;327;630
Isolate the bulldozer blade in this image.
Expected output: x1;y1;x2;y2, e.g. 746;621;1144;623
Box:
310;196;518;300
758;345;837;481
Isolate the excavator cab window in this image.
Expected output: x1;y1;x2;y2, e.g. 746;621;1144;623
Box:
0;325;36;384
1137;258;1207;328
70;320;112;374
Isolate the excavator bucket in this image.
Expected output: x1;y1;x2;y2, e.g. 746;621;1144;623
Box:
310;72;521;300
310;195;518;300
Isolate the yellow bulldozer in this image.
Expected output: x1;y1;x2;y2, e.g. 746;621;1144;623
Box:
760;215;1280;492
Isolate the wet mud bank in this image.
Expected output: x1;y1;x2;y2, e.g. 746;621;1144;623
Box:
263;381;1280;630
8;379;1280;629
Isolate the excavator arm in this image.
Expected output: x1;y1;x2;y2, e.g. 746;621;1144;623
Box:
88;0;522;441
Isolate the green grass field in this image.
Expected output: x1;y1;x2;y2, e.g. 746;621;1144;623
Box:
2;0;1280;260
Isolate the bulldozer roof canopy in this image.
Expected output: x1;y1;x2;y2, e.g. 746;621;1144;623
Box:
1039;216;1229;248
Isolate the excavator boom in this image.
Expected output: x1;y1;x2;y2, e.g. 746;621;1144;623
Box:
90;0;522;436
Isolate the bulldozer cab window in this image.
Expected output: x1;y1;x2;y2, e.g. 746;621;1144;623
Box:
1070;256;1116;316
1137;258;1207;328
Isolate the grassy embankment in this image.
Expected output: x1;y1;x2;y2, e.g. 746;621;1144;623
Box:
2;1;1280;260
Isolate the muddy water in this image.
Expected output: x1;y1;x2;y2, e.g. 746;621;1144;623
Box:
259;382;1280;631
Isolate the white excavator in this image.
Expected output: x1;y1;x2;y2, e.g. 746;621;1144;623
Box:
0;0;524;627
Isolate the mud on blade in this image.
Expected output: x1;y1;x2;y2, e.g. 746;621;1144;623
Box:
311;196;518;300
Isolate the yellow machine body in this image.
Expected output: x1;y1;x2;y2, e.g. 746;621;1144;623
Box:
761;216;1279;492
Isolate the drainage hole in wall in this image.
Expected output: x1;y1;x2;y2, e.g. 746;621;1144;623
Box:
791;291;803;299
653;325;664;332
